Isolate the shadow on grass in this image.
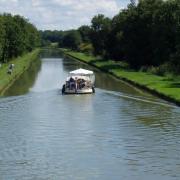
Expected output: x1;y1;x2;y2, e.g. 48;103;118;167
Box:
99;64;124;71
162;77;174;81
167;82;180;88
90;59;130;72
90;58;107;64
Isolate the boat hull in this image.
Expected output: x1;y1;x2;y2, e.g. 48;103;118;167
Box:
64;88;94;94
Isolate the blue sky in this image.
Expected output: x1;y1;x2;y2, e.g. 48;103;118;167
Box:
0;0;131;30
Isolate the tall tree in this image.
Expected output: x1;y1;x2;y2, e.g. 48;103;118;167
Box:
78;25;91;43
0;16;5;62
90;14;111;56
130;0;136;6
62;30;82;50
0;13;40;63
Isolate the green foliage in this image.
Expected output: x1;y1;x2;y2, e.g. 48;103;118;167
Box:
0;49;40;94
40;0;180;74
146;65;165;76
78;25;91;43
0;16;5;62
79;43;93;54
90;14;111;56
39;30;64;46
88;0;180;72
62;30;82;50
64;49;180;102
0;13;40;63
170;46;180;74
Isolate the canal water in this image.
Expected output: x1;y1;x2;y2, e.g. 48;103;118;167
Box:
0;50;180;180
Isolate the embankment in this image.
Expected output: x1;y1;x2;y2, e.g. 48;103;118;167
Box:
62;49;180;106
0;49;40;95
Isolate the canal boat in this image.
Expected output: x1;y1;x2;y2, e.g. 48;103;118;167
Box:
62;68;95;94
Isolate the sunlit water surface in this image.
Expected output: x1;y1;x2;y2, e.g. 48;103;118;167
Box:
1;50;180;180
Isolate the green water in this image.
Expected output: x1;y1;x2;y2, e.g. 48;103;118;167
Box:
0;50;180;180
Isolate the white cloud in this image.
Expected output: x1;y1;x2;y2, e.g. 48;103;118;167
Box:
0;0;128;30
0;0;18;2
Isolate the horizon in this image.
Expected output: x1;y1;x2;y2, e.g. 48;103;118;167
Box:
0;0;130;30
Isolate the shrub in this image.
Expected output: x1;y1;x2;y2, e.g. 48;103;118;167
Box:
79;43;93;54
147;63;171;76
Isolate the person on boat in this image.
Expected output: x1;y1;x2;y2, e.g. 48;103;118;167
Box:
69;77;75;90
66;81;70;89
81;79;86;88
77;79;80;89
69;77;74;82
75;77;78;92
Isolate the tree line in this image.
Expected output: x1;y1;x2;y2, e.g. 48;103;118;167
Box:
0;13;40;63
0;1;179;74
41;0;180;74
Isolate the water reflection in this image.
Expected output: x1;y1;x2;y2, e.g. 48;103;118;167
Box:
1;50;180;180
4;59;41;96
62;55;154;98
40;48;63;58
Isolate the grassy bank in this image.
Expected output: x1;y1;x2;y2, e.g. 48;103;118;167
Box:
62;49;180;105
0;49;40;95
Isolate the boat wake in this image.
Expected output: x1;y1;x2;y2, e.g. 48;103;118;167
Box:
98;89;177;108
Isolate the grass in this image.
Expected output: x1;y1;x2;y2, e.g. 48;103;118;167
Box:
62;49;180;104
0;49;40;95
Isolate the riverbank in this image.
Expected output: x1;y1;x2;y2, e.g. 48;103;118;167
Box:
61;49;180;106
0;49;40;95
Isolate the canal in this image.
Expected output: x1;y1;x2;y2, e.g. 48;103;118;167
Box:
0;50;180;180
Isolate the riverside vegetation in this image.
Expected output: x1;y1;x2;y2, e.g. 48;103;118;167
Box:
0;49;40;95
0;14;40;63
40;0;180;104
1;0;180;104
0;13;40;94
63;49;180;105
40;0;180;73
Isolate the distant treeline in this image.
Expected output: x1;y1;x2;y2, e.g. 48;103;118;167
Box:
40;0;180;73
39;29;83;50
0;14;40;63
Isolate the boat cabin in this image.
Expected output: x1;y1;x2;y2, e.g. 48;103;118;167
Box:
62;68;95;94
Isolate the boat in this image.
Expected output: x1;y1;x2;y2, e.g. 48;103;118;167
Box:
62;68;95;94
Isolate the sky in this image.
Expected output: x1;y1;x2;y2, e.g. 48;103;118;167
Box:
0;0;131;30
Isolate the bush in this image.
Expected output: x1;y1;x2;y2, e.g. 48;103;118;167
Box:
140;66;149;72
79;43;93;54
146;63;171;76
117;61;130;69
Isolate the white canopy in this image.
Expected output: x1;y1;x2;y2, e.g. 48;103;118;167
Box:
69;68;93;75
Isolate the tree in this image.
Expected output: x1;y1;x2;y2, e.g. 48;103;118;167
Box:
90;14;111;56
62;30;82;50
0;16;5;62
107;0;176;68
78;25;91;43
39;0;180;72
0;13;40;63
130;0;136;7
